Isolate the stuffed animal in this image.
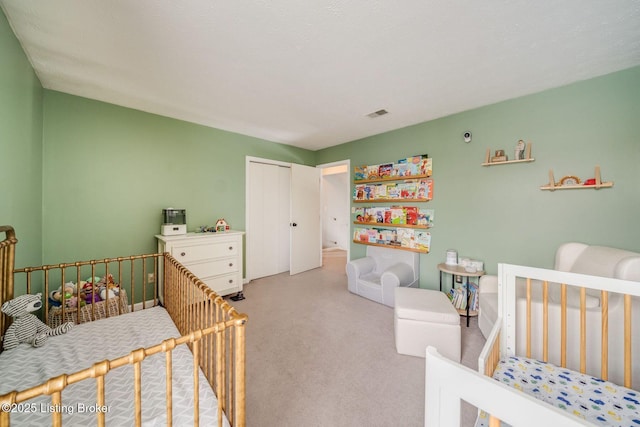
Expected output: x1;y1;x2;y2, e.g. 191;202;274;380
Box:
1;293;74;350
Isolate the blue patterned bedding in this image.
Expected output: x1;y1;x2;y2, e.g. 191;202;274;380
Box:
476;356;640;426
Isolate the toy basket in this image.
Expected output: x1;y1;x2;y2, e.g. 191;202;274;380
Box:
48;290;129;327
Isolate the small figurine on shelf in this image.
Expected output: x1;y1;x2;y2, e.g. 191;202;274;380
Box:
215;218;230;232
514;140;526;160
491;149;507;163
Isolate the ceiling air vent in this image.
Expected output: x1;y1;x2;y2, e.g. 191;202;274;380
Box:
366;109;389;118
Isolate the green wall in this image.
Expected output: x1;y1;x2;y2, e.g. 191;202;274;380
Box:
317;66;640;289
0;9;43;267
3;4;639;291
42;91;315;263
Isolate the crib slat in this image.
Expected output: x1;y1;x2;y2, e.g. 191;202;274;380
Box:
526;278;531;358
193;338;200;427
560;284;567;368
580;287;586;373
601;290;609;380
166;343;174;426
624;294;632;388
542;281;549;362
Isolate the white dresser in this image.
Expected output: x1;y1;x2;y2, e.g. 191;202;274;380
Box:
156;231;244;298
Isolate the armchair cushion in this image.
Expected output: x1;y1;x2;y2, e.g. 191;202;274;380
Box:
346;246;420;307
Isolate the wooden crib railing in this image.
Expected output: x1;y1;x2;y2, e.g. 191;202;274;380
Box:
0;226;246;426
427;263;640;427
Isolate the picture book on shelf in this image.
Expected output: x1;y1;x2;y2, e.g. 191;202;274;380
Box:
354;165;367;180
375;183;388;199
414;231;431;252
405;206;418;225
420;158;433;177
417;208;434;227
390;207;405;224
398;228;415;248
366;164;380;180
386;183;399;198
417;179;433;200
378;163;393;178
398;181;417;198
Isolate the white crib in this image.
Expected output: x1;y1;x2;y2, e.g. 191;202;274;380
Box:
425;263;640;426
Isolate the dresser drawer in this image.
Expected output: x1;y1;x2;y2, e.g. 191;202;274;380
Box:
171;239;239;263
184;257;239;278
203;273;242;296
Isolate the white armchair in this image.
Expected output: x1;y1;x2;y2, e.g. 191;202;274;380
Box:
479;242;640;339
346;246;420;307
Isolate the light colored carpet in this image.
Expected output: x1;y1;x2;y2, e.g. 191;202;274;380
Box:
229;250;485;426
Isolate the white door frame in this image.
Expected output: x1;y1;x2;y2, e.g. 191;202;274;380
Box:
316;159;351;263
245;156;292;282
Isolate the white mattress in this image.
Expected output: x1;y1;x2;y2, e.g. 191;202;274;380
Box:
476;356;640;426
0;306;230;426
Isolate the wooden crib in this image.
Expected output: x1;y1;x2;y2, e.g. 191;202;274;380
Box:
0;225;247;426
425;263;640;426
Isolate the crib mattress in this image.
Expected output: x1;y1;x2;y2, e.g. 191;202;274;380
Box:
0;306;230;426
476;356;640;427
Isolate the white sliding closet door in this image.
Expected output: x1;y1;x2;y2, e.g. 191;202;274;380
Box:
247;161;291;280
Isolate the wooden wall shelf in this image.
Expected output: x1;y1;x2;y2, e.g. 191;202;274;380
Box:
355;174;431;184
540;166;613;191
482;142;534;166
353;221;431;229
354;198;430;203
352;240;429;254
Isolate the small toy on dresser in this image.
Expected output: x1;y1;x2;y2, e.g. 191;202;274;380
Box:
1;293;73;350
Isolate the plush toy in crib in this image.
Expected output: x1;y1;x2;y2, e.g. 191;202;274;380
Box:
1;293;74;350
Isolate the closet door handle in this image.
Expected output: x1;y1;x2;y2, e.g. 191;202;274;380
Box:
291;223;298;227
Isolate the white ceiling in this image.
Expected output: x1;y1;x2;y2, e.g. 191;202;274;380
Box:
2;1;640;151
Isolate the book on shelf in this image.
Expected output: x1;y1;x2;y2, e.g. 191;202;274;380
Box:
405;206;418;225
398;228;415;248
448;282;478;311
414;231;431;252
390;207;406;224
354;165;367;181
366;164;380;180
417;208;434;227
417;178;433;200
420;158;433;177
386;183;399;198
378;163;393;178
398;181;417;198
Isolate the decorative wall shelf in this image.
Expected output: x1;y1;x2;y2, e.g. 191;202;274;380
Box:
355;174;431;184
352;240;429;254
353;221;431;229
540;166;613;191
482;142;534;166
354;198;430;203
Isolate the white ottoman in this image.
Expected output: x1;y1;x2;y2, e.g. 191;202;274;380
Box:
394;287;461;362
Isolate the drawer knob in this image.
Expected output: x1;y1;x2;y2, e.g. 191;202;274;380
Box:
180;252;186;257
228;279;233;284
229;263;233;267
228;246;233;251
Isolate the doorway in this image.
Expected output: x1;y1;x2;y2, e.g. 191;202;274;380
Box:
318;160;350;273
